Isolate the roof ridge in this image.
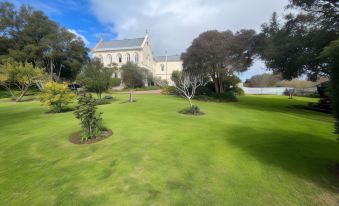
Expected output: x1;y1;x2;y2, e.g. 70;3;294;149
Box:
105;37;145;42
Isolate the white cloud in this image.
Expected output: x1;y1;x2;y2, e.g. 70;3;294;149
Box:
67;29;90;46
89;0;288;55
89;0;289;79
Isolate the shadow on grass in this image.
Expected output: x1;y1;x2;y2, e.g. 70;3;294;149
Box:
226;126;339;192
234;96;333;122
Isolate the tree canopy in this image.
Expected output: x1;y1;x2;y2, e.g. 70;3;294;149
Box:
120;62;147;88
76;60;114;99
0;1;89;80
181;29;256;94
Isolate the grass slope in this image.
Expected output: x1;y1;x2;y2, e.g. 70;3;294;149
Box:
0;94;338;205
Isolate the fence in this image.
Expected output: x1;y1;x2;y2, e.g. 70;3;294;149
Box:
240;86;318;96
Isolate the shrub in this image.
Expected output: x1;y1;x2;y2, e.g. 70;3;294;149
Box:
179;105;201;115
111;78;121;87
40;82;76;113
94;96;116;105
213;91;238;102
74;94;105;142
194;95;215;101
229;87;245;96
196;82;215;96
161;86;177;95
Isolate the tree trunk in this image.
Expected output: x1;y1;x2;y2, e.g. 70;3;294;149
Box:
188;98;193;108
15;86;29;102
50;58;54;80
129;89;134;102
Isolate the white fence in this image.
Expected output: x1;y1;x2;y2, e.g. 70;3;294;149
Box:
240;87;290;95
240;86;318;96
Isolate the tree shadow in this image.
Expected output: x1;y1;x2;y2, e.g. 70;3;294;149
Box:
234;96;333;122
225;126;339;192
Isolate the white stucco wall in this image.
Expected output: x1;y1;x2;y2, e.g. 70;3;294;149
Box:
154;60;183;84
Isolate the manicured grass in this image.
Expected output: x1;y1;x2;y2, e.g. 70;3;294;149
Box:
0;94;338;205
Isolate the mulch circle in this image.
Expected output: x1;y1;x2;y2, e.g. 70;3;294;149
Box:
69;130;113;144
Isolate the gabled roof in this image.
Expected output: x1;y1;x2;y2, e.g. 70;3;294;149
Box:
93;37;145;51
154;55;181;62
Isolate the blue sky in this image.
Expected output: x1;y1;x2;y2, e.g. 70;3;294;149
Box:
10;0;289;81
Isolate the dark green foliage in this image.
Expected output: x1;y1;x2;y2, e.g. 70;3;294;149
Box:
94;96;116;105
182;29;256;94
74;94;104;142
223;73;241;90
213;91;238;102
247;73;282;87
121;62;146;88
230;87;245;96
110;78;121;87
179;105;201;115
0;1;89;80
76;60;114;99
320;39;339;134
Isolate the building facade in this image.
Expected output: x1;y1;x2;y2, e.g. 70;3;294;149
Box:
91;33;183;84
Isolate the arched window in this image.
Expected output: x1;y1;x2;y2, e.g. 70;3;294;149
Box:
106;54;112;65
160;64;165;72
126;53;131;62
134;53;139;64
117;53;122;64
97;55;103;63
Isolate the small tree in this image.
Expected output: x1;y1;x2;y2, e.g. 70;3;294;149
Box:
74;94;103;142
121;62;145;88
121;62;146;102
77;60;114;99
0;59;46;102
40;81;76;112
172;70;206;111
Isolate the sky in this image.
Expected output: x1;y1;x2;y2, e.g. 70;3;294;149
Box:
10;0;289;81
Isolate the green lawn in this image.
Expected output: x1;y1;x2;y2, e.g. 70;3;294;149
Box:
0;94;338;205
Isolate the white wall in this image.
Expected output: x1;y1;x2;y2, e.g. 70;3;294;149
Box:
154;60;183;84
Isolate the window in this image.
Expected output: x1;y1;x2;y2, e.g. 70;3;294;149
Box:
126;53;130;62
106;54;112;65
160;64;165;72
97;55;103;63
117;53;122;63
134;53;139;64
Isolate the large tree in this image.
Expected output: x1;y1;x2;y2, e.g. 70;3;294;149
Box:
181;29;256;94
256;0;338;134
256;11;337;80
0;1;89;81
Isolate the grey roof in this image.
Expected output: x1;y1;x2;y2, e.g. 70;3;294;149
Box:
154;55;181;62
94;37;145;51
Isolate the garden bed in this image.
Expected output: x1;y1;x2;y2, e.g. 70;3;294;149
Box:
69;130;113;144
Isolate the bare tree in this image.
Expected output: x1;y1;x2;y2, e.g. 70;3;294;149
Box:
172;70;206;108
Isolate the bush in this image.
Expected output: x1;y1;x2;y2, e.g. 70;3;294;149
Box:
111;78;121;87
194;95;215;101
40;82;77;113
161;86;177;95
179;105;202;115
74;94;105;142
229;87;245;96
94;95;116;105
195;82;215;96
213;91;238;102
